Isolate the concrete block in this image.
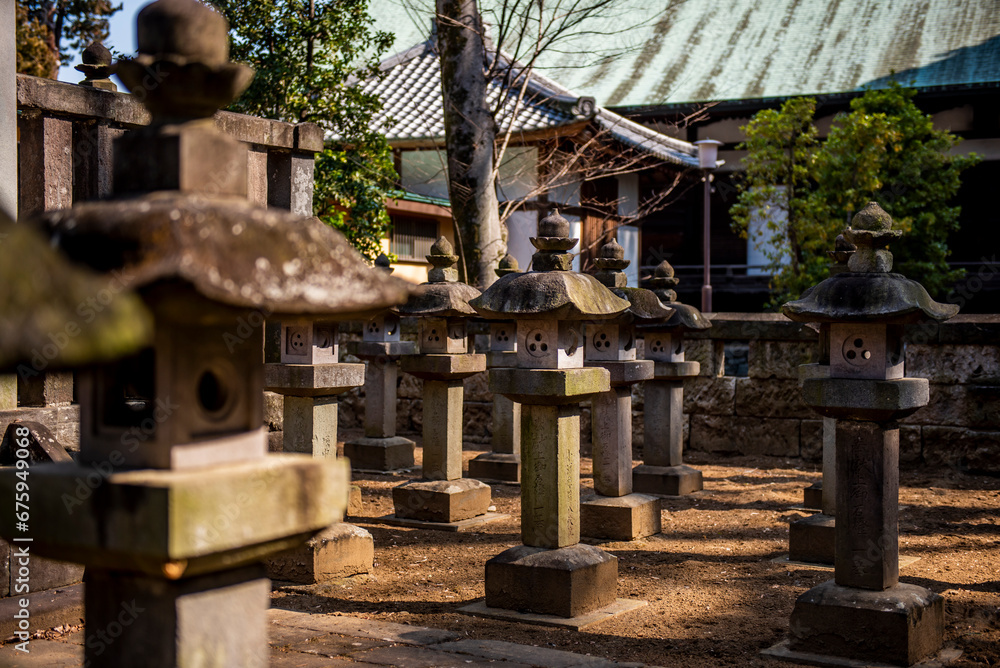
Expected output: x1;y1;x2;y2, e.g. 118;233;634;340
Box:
580;493;660;540
265;363;365;396
282;395;339;458
788;513;835;565
904;343;1000;383
802;377;929;422
485;544;617;618
344;436;415;471
922;425;1000;474
17;371;73;407
749;340;817;380
682;376;736;416
789;580;944;666
802;481;823;509
392;478;491;523
266;523;373;584
735;378;811;419
632;464;703;496
901;383;1000;429
468;453;520;483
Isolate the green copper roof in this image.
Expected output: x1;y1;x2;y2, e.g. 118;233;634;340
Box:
370;0;1000;107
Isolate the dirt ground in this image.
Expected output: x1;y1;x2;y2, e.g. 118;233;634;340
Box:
272;436;1000;668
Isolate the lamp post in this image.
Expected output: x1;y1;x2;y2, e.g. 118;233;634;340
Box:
694;139;722;314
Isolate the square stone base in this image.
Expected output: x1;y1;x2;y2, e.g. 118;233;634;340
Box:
485;544;617;618
786;580;944;666
344;436;415;471
392;478;491;523
85;564;269;668
468;452;520;484
803;481;823;510
266;523;374;584
789;513;835;565
581;493;661;541
632;464;703;496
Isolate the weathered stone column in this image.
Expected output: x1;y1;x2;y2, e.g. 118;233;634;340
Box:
790;237;854;565
387;238;501;530
0;1;15;410
264;322;375;582
0;3;409;665
633;261;711;496
468;211;644;623
766;203;957;666
344;254;417;471
469;254;522;483
580;241;669;541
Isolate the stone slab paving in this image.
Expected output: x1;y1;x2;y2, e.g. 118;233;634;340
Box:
1;607;661;667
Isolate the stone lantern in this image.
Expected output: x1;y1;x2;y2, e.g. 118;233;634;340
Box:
468;211;641;623
766;203;958;666
0;1;409;665
75;41;118;91
789;233;855;566
581;240;673;541
344;253;418;471
469;253;522;483
387;237;500;529
633;259;711;496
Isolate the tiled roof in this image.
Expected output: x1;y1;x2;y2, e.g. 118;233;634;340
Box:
361;40;699;167
368;0;1000;108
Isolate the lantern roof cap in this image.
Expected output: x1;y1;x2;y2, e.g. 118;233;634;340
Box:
34;193;411;320
0;213;152;371
782;273;958;324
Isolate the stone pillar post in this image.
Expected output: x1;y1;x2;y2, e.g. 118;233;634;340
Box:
469;212;644;624
580;241;668;541
264;321;375;582
345;255;417;471
768;203;954;666
387;238;500;530
469;255;522;483
632;260;711;497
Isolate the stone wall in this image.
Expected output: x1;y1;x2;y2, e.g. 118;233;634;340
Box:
315;314;1000;474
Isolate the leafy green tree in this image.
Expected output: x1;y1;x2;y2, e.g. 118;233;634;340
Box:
214;0;397;261
731;84;978;305
16;0;121;78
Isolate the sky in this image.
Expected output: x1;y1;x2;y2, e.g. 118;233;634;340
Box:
57;0;145;83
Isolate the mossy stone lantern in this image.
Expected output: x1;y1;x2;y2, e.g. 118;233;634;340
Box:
0;1;409;665
469;211;635;621
580;239;673;541
468;253;523;483
633;259;711;496
765;203;958;666
344;253;418;471
388;237;499;529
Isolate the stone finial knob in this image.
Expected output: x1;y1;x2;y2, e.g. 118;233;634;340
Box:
828;233;857;267
852;202;893;231
82;42;113;66
538;209;570;238
843;203;902;273
75;41;118;89
599;239;625;260
426;236;459;282
495;253;519;278
374;252;394;274
594;239;630;285
647;258;679;302
116;0;254;122
654;260;675;279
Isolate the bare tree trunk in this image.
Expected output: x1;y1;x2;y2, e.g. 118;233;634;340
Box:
436;0;503;288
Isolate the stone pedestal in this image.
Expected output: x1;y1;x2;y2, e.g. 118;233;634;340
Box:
790;414;837;564
633;360;702;496
344;340;417;471
787;580;944;666
469;347;521;484
266;523;374;584
582;361;659;541
485;544;617;618
266;360;371;582
485;367;621;616
802;482;823;510
386;353;503;530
